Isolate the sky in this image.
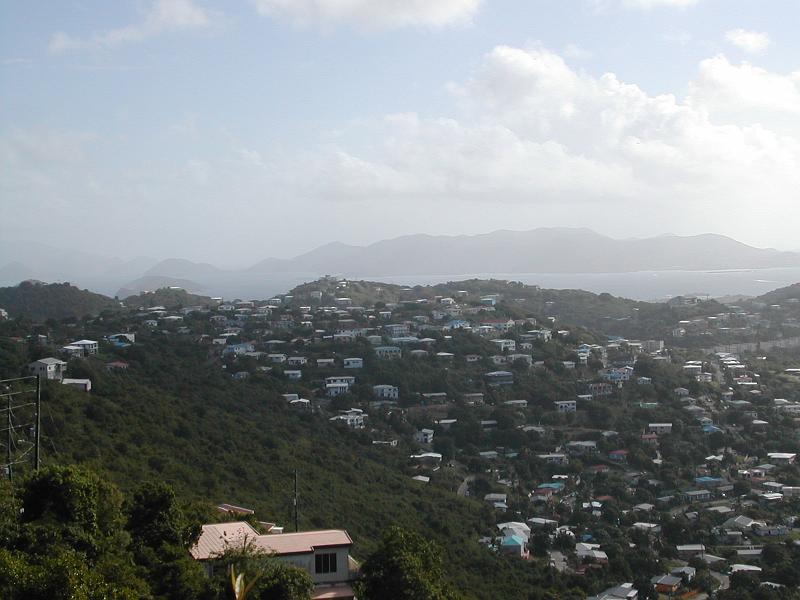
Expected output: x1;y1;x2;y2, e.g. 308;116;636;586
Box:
1;0;799;266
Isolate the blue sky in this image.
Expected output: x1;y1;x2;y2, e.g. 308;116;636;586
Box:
2;0;799;264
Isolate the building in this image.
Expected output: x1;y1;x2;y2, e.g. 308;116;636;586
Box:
485;371;514;386
648;423;673;435
374;346;401;359
343;358;363;369
68;339;99;356
329;409;365;429
190;522;357;599
28;357;67;381
62;378;92;392
554;400;576;413
415;429;435;444
373;385;399;400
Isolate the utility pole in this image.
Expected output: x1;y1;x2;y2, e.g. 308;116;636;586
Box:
293;470;299;532
34;376;41;471
6;391;11;481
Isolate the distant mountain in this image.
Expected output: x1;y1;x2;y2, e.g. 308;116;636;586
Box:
116;275;206;299
144;258;222;279
0;281;119;320
247;229;800;276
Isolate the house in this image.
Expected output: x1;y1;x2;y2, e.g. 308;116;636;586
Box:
651;575;682;595
676;544;706;557
374;346;401;359
317;358;336;368
648;423;673;435
499;534;529;558
28;357;67;381
554;400;576;413
491;339;516;352
190;522;357;599
62;378;91;392
107;333;135;346
609;449;628;462
343;358;363;369
373;385;399;400
587;583;637;600
462;393;484;405
285;370;302;380
670;566;696;582
538;453;569;465
566;441;597;455
684;489;712;503
325;383;350;398
415;429;435;444
287;356;308;366
68;339;99;356
484;371;514;386
766;452;796;465
105;360;130;372
329;409;365;429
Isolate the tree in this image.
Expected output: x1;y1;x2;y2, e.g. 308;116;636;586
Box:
212;538;313;600
356;527;457;600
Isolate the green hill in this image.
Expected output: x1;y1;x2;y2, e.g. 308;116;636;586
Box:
0;280;120;321
3;330;585;599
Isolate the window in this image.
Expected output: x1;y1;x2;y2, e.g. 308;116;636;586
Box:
315;552;338;574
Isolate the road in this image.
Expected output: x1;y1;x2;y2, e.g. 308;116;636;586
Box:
548;550;568;573
457;475;475;497
711;571;730;591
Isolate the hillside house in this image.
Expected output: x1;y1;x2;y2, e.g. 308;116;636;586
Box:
373;385;399;400
415;429;435;444
28;357;67;381
374;346;401;359
62;378;91;392
554;400;577;413
69;339;99;356
485;371;514;386
190;522;357;599
329;409;365;429
491;339;516;352
343;358;363;369
648;423;673;435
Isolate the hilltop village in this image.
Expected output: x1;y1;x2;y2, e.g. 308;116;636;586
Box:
2;278;800;599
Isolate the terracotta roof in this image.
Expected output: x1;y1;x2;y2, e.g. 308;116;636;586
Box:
253;530;352;555
190;521;259;560
190;524;352;560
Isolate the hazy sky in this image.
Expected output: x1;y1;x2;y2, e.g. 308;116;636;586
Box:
2;0;799;265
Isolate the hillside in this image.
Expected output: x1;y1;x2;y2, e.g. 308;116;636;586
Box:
0;326;582;600
123;287;214;309
0;280;120;320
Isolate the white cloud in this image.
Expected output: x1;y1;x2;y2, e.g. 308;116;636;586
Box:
250;0;480;29
620;0;699;8
689;55;800;118
724;28;772;54
49;0;213;53
278;45;799;246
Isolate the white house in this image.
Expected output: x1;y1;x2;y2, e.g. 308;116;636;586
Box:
374;346;401;359
69;340;99;356
492;339;516;352
62;378;92;392
343;358;363;369
373;385;399;400
285;370;302;380
554;400;577;413
28;357;67;381
326;383;350;398
415;428;435;444
329;409;365;429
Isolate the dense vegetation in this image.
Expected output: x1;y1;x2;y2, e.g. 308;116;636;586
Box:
0;281;120;320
